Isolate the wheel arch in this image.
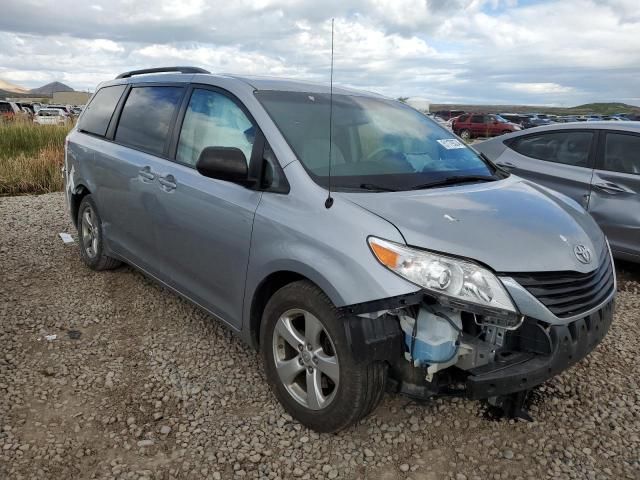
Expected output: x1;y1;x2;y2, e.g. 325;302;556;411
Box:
246;267;343;350
69;184;91;227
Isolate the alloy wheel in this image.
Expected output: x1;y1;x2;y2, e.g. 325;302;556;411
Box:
81;206;99;259
272;308;339;410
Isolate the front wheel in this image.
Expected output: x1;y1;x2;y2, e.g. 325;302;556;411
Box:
459;129;471;141
260;281;387;432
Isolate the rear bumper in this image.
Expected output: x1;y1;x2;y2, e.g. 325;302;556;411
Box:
465;300;614;399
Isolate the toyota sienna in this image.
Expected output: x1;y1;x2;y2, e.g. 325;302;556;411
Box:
64;67;615;432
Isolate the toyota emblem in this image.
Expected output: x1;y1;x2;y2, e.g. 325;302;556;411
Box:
574;245;592;264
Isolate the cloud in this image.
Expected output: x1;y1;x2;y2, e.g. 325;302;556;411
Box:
502;82;575;95
0;0;638;106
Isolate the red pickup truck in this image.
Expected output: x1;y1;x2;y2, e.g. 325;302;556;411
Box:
452;113;521;140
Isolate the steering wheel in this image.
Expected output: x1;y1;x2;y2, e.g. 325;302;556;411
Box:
365;147;402;163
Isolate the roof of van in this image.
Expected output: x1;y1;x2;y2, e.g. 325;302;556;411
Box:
107;69;385;98
224;74;384;97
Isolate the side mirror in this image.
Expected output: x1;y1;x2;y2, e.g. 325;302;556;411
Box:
196;147;253;185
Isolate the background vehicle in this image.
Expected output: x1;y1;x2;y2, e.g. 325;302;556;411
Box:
527;113;553;127
34;108;68;125
0;100;21;121
499;113;535;129
65;67;615;432
452;113;521;140
476;122;640;262
433;109;465;121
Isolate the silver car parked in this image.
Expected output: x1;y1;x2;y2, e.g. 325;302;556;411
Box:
64;67;615;432
476;122;640;262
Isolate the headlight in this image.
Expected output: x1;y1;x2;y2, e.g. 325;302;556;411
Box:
368;237;516;314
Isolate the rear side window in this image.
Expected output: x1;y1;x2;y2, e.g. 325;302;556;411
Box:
510;131;593;167
115;86;184;156
603;132;640;175
78;85;126;136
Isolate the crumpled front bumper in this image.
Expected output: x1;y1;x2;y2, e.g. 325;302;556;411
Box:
465;299;614;399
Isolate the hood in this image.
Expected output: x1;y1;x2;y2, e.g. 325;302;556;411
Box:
338;176;606;274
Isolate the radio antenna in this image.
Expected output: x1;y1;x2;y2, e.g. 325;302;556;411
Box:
324;18;335;209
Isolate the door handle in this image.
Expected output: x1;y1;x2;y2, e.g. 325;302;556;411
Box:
497;161;516;169
138;166;156;182
158;174;177;192
593;182;627;194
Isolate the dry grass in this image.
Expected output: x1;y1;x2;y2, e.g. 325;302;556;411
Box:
0;119;71;195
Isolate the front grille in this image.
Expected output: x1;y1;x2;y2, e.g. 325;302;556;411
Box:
509;246;614;318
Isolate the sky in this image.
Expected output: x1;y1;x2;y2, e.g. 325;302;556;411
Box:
0;0;639;106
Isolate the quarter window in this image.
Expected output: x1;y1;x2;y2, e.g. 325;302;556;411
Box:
78;85;126;137
115;86;184;156
510;131;593;167
177;89;255;167
603;132;640;175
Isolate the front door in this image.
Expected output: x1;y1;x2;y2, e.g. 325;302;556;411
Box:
588;130;640;259
151;87;262;328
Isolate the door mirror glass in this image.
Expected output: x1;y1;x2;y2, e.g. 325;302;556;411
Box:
196;147;251;184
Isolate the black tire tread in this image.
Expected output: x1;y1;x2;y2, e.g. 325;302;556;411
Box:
261;280;387;432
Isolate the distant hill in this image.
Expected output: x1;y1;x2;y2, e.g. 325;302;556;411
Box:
566;103;638;115
430;102;640;116
29;81;74;95
0;79;29;94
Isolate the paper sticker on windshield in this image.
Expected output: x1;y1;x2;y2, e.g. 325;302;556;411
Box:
437;139;466;150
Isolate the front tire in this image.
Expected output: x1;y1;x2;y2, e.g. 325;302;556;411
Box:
459;129;471;141
77;195;121;271
260;281;387;433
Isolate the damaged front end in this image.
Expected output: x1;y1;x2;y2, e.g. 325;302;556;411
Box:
341;238;616;418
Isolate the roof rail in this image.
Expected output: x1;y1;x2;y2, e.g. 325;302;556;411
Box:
116;66;210;79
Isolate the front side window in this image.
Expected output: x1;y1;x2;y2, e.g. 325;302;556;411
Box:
177;89;255;167
470;115;484;123
603;132;640;175
510;131;593;167
78;85;126;136
255;91;496;191
115;86;184;156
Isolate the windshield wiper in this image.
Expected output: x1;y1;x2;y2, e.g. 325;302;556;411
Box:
359;183;398;192
409;175;497;191
479;152;510;178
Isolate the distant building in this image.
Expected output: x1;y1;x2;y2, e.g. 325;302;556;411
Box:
53;91;91;105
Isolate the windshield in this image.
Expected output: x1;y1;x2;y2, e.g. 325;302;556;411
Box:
493;115;509;123
255;91;496;191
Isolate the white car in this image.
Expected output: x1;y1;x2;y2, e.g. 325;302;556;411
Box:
34;109;69;125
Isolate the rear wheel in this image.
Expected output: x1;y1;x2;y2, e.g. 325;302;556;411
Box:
77;195;121;271
459;129;471;141
260;281;387;432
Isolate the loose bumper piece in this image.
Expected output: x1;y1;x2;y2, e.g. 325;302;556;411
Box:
466;300;614;399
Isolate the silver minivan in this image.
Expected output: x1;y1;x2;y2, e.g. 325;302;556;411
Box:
64;67;615;432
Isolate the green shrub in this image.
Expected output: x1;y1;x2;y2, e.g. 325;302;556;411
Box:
0;120;71;195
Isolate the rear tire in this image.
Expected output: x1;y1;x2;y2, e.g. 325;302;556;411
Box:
459;129;471;141
260;280;387;432
77;195;121;271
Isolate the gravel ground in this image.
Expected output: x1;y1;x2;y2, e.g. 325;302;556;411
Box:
1;192;639;480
